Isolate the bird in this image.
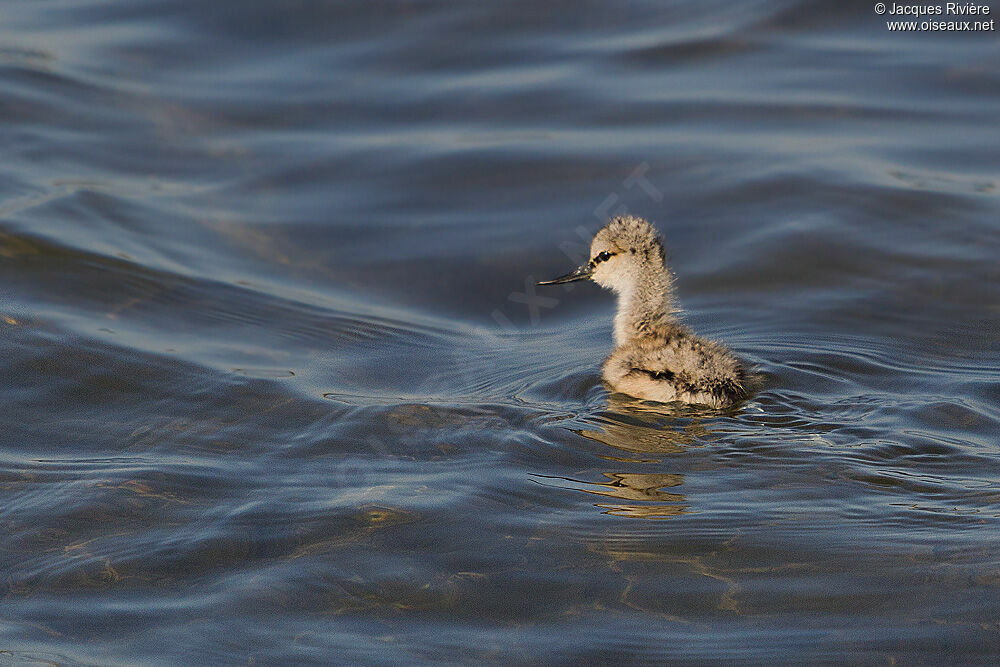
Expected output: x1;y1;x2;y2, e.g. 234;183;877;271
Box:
539;215;748;408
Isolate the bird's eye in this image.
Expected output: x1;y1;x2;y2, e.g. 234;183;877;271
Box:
593;251;614;264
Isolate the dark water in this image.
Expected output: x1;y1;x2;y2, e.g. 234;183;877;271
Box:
3;0;1000;663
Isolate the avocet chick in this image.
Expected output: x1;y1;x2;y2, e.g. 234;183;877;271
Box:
539;215;747;408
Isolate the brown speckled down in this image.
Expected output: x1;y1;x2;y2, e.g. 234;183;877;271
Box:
557;215;748;408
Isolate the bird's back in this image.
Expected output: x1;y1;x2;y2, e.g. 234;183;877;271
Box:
602;321;747;408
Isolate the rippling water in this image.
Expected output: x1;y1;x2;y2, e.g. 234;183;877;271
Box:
3;1;1000;663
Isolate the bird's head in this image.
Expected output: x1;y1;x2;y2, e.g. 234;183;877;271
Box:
539;216;667;295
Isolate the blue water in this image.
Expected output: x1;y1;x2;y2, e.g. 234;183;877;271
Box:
3;1;1000;663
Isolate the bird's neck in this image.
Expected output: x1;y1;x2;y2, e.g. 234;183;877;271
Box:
613;269;675;346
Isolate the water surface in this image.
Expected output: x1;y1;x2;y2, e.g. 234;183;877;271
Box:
3;1;1000;663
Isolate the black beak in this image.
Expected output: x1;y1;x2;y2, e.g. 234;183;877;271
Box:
538;263;593;285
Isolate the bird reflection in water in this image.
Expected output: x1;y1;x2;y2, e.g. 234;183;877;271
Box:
581;472;688;519
550;396;719;519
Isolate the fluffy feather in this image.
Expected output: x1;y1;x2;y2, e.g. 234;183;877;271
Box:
556;215;748;408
